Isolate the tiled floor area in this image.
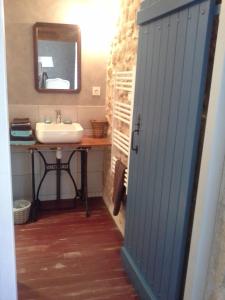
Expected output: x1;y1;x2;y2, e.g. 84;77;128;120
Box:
15;199;138;300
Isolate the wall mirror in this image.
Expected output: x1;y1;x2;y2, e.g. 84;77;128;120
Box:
33;22;81;93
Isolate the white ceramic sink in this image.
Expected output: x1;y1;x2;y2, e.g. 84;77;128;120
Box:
36;122;84;143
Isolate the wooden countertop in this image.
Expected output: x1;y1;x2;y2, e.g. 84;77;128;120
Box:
11;136;111;150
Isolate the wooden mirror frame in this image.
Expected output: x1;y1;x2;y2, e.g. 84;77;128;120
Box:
33;22;81;94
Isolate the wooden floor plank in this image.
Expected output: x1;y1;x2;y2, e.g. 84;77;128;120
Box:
15;198;138;300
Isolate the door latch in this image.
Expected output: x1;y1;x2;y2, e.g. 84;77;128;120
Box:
131;114;141;154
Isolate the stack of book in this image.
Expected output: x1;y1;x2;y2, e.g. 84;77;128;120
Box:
10;118;36;145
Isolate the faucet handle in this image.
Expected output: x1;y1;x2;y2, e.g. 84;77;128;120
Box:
55;109;62;123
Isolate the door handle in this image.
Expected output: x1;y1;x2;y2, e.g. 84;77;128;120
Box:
131;114;141;154
131;129;139;153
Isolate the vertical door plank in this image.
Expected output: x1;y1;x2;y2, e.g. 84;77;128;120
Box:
132;19;163;267
125;26;150;253
168;1;214;298
130;22;156;264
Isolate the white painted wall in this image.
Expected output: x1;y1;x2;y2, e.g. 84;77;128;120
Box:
184;2;225;300
0;0;17;299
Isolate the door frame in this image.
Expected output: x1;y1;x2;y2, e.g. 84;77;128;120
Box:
0;0;17;299
184;2;225;299
0;0;225;299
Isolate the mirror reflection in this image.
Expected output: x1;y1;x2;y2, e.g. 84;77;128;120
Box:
33;23;81;93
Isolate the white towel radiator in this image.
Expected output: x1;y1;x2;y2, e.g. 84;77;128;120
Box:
111;69;136;192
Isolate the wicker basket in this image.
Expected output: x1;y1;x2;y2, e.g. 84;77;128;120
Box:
13;200;31;225
91;120;108;138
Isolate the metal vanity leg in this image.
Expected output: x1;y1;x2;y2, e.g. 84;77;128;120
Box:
67;150;79;207
81;149;89;217
30;149;38;221
56;147;62;201
56;158;61;201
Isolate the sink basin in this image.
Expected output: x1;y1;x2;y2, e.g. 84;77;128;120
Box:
36;122;84;143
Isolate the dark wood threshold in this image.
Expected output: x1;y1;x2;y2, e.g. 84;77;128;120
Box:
39;196;102;211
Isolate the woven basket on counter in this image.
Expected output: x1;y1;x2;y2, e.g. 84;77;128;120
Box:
13;200;31;225
90;120;108;138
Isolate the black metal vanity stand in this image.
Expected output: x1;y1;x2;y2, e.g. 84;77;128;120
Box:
30;147;89;221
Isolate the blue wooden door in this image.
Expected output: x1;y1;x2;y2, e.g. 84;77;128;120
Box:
122;0;216;299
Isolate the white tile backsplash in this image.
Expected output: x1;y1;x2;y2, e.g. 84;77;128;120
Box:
8;105;39;127
77;106;106;129
87;171;103;194
87;150;104;172
11;150;40;175
77;149;104;172
9;104;105;127
12;174;32;200
61;172;79;198
38;105;78;123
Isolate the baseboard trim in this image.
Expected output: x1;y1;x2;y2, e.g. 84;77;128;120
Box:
121;247;157;300
102;195;125;236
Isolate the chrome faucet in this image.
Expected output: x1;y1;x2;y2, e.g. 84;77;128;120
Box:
56;110;62;124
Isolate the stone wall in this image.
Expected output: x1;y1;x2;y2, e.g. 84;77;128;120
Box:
103;0;141;235
205;158;225;300
202;12;225;300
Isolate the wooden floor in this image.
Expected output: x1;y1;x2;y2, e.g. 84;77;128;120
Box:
15;198;138;300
